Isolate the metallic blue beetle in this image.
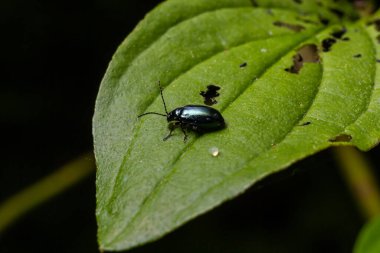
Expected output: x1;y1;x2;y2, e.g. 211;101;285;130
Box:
138;81;225;142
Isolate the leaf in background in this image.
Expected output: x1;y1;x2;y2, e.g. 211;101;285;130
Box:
354;216;380;253
93;0;380;250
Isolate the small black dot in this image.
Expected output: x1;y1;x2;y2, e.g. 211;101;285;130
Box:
240;62;247;68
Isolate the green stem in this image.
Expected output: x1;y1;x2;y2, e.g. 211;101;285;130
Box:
0;152;95;233
333;146;380;219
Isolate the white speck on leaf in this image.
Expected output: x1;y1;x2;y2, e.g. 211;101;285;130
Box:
209;147;220;157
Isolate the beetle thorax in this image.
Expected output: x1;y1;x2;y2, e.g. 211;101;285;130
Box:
167;108;182;122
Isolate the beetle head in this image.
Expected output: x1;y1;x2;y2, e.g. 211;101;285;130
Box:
167;108;181;122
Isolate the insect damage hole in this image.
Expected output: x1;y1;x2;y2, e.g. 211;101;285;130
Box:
319;16;330;25
329;8;345;19
322;38;337;52
240;62;247;68
296;17;320;25
298;121;311;126
322;28;351;52
331;27;347;39
329;134;352;142
367;19;380;31
273;21;305;32
200;84;221;106
285;44;320;74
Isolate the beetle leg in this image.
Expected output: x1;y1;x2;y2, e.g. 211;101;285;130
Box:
163;129;174;141
180;124;188;142
163;121;180;141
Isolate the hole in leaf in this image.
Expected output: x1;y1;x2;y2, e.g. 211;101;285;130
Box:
322;38;337;52
331;27;347;39
200;84;221;106
329;8;345;19
296;17;319;25
240;62;247;68
285;44;320;74
273;21;305;32
329;134;352;142
319;16;330;25
377;35;380;44
298;121;311;126
251;0;259;7
368;19;380;31
375;20;380;31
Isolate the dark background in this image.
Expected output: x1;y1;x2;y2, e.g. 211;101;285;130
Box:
0;0;379;252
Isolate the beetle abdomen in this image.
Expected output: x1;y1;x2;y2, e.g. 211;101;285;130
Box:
177;105;225;131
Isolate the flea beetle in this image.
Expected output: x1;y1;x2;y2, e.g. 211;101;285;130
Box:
138;81;225;142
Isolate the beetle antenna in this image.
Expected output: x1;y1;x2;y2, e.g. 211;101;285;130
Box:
138;112;167;118
158;80;168;114
137;81;169;118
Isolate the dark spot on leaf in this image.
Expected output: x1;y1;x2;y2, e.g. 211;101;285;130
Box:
331;27;347;39
200;84;220;106
285;54;303;74
373;19;380;31
322;38;337;52
377;35;380;44
299;121;311;126
342;37;350;41
319;16;330;25
354;0;371;12
329;8;345;19
251;0;259;7
353;54;362;58
376;59;380;63
293;0;302;4
296;17;319;25
285;44;320;74
273;21;305;32
240;62;247;68
329;134;352;142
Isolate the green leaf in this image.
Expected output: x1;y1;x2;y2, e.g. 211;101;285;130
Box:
93;0;380;250
354;216;380;253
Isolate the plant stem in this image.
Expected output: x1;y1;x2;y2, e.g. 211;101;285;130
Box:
0;152;95;233
333;146;380;219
